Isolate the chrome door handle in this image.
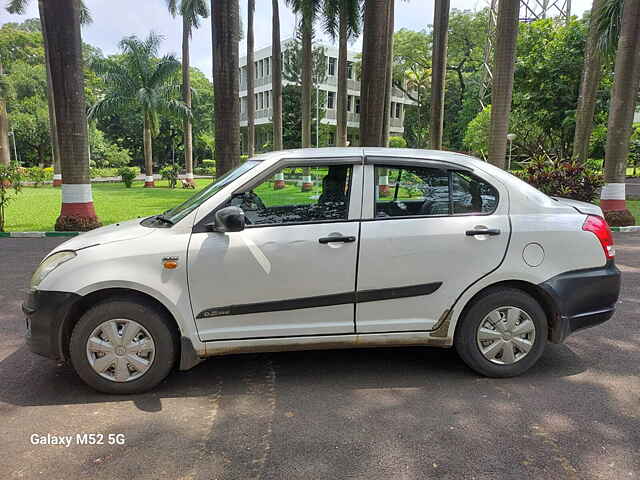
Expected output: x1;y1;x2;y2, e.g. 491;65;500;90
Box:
466;228;501;236
319;236;356;244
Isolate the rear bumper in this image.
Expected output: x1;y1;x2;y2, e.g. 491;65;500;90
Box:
23;290;80;361
540;260;621;343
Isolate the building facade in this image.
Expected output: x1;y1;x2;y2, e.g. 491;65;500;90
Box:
239;40;415;150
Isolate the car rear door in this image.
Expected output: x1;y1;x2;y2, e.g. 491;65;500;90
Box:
188;158;363;341
355;157;510;333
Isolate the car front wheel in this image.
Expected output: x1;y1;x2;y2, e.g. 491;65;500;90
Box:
69;297;177;394
454;288;548;377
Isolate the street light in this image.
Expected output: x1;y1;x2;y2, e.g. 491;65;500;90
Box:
507;133;516;171
8;130;18;164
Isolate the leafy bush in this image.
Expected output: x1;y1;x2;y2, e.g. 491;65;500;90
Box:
160;164;181;189
90;167;140;179
43;167;54;180
201;159;215;167
26;166;47;187
389;136;407;148
464;105;491;157
516;156;603;202
0;164;22;232
194;166;215;176
118;167;137;188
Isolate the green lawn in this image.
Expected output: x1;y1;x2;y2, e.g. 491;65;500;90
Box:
4;179;640;232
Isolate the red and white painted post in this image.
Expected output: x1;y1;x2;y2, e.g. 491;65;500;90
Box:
52;173;62;187
144;175;155;188
378;172;390;197
185;172;194;185
274;172;285;189
600;183;626;212
56;183;100;231
301;174;313;192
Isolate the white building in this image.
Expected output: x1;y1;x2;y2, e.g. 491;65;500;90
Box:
239;40;415;149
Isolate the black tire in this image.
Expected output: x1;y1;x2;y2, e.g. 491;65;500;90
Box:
69;297;178;394
454;288;548;378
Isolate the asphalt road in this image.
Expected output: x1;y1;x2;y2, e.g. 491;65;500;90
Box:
1;234;639;479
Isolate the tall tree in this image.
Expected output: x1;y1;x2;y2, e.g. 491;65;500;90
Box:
600;0;640;226
246;0;256;156
430;0;450;150
572;0;605;163
166;0;209;184
7;0;91;185
212;0;241;177
359;0;394;146
41;0;99;230
286;0;321;149
323;0;361;147
487;0;520;169
272;0;283;151
90;33;187;188
0;56;9;166
381;0;394;146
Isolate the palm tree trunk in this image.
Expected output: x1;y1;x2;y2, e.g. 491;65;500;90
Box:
335;7;349;147
247;0;256;157
182;16;194;184
430;0;450;150
601;0;640;226
360;0;393;147
38;0;62;186
212;0;241;177
488;0;520;169
572;0;604;163
301;14;313;149
0;58;9;166
381;0;394;147
272;0;283;151
42;0;99;231
143;114;154;187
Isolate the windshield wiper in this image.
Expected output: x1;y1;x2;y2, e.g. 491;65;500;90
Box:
155;214;174;225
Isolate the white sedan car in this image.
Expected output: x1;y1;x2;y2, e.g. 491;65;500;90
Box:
23;148;621;394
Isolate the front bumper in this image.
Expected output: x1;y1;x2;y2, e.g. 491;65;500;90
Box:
540;260;621;343
23;290;81;361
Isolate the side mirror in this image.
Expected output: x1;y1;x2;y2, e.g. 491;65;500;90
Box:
207;206;245;233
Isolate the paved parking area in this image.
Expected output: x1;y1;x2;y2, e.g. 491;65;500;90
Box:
1;234;639;479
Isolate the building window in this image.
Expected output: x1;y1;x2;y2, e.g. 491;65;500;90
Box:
355;97;360;114
327;91;336;109
265;91;270;109
389;102;394;118
265;57;270;76
395;103;402;119
260;59;265;78
259;92;264;110
347;62;353;79
328;56;336;76
255;93;258;109
254;61;258;79
347;95;352;112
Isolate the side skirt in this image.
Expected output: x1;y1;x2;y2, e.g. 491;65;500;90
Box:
203;331;452;358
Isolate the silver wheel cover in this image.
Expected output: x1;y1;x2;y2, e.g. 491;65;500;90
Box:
476;306;536;365
86;319;156;382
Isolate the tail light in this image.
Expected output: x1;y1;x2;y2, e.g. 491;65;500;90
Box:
582;215;615;260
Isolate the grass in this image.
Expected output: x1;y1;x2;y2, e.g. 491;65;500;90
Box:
3;179;640;232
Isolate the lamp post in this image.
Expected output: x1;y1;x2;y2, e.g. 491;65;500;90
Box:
8;130;17;164
507;133;516;171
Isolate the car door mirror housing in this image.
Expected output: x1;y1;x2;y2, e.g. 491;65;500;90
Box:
207;206;246;233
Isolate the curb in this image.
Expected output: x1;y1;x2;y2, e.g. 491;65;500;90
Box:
610;226;640;232
0;232;80;238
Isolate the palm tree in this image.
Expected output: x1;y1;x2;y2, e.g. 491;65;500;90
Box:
600;0;640;226
40;0;99;230
272;0;284;151
166;0;209;184
359;0;394;146
286;0;321;149
212;0;241;177
0;56;10;166
487;0;520;169
382;0;394;146
323;0;361;147
7;0;91;185
246;0;256;157
90;33;188;188
430;0;450;150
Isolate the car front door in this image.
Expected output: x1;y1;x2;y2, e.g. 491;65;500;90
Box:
355;157;510;333
188;158;363;341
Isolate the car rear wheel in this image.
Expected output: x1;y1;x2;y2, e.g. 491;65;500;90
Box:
454;288;547;377
69;297;177;394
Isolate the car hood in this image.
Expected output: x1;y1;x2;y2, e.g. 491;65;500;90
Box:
50;218;155;254
551;197;603;216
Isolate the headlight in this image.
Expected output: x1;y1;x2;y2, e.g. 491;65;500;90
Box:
30;251;77;290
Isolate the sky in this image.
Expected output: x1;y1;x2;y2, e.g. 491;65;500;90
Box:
1;0;593;80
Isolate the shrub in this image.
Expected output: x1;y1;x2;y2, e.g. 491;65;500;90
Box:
43;167;54;180
160;164;181;189
194;166;215;176
516;156;603;203
388;136;407;149
26;167;47;187
103;144;132;168
0;164;22;232
118;167;137;188
201;159;215;167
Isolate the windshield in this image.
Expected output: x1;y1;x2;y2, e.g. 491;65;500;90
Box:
162;160;261;224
